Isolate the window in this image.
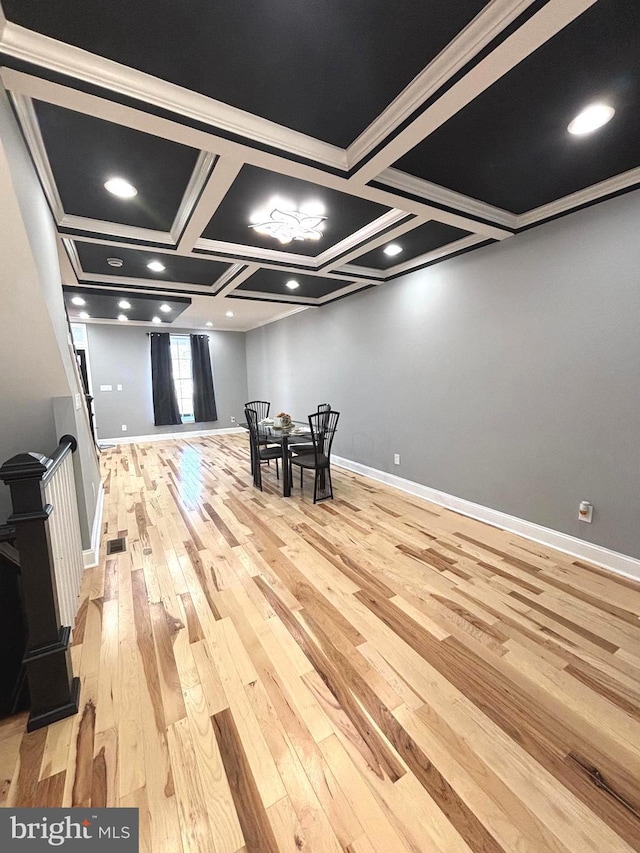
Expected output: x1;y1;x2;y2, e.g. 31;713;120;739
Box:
169;335;194;423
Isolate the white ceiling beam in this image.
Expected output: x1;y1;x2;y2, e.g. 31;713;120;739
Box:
0;21;347;170
176;154;244;253
350;0;599;184
347;0;540;168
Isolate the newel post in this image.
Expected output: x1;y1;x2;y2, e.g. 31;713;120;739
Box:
0;449;80;731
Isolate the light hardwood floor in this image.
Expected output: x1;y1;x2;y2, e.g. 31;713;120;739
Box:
2;434;640;852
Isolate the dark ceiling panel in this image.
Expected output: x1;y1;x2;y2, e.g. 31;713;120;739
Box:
351;221;471;270
74;242;230;286
5;1;489;147
236;269;351;300
34;101;199;230
202;164;389;256
63;287;191;323
394;0;640;214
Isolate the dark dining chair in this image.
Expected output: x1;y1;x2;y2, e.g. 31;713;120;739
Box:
245;407;283;490
245;400;270;422
290;403;331;456
290;410;339;502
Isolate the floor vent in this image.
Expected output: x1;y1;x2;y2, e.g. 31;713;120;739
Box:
106;537;127;555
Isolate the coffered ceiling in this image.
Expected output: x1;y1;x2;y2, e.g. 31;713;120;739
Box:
1;0;638;329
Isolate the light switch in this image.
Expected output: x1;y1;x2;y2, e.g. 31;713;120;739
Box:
100;384;112;392
117;384;123;391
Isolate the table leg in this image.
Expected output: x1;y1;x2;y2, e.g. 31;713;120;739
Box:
282;434;291;497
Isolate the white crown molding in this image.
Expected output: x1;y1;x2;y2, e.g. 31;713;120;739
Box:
231;290;322;306
337;233;491;281
333;263;385;280
515;166;640;229
317;279;379;303
320;215;431;273
61;236;82;278
347;0;539;168
170;150;217;242
193;238;319;268
378;168;518;230
0;22;348;170
383;233;492;277
332;457;640;583
82;481;104;568
353;0;598;184
10;93;65;221
314;209;410;267
74;273;222;292
58;213;173;244
246;304;310;330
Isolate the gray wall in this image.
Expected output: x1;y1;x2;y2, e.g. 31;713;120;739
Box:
86;324;249;439
247;189;640;560
0;85;101;543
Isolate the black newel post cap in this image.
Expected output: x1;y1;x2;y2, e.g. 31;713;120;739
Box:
0;452;52;484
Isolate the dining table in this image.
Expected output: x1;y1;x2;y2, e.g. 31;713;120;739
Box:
241;419;312;497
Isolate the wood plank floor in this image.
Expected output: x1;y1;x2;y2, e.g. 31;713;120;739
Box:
2;434;640;852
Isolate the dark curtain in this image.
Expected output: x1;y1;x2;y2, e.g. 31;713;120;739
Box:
150;333;181;426
190;334;218;422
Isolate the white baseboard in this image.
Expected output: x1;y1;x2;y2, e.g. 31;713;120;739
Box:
332;456;640;583
98;426;244;446
83;480;104;569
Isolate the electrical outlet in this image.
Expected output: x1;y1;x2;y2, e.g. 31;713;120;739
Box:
100;384;112;392
121;424;127;432
578;500;593;523
394;453;400;465
117;384;123;391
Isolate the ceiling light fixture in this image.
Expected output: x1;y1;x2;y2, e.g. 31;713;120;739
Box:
117;314;129;322
285;279;300;290
147;260;166;273
159;304;172;313
104;177;138;198
568;103;615;135
225;311;234;317
384;243;403;257
118;300;131;310
152;316;161;324
249;197;327;245
107;257;123;268
79;312;90;320
71;296;86;306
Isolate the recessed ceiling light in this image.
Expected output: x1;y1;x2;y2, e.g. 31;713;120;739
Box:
71;296;86;306
147;260;166;273
152;316;161;324
159;304;172;313
107;257;123;268
206;321;213;326
117;314;129;322
118;300;131;310
286;279;300;290
383;243;403;257
225;311;234;318
104;177;138;198
79;312;90;320
568;103;615;135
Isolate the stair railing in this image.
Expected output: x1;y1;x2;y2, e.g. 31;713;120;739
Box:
0;435;82;730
